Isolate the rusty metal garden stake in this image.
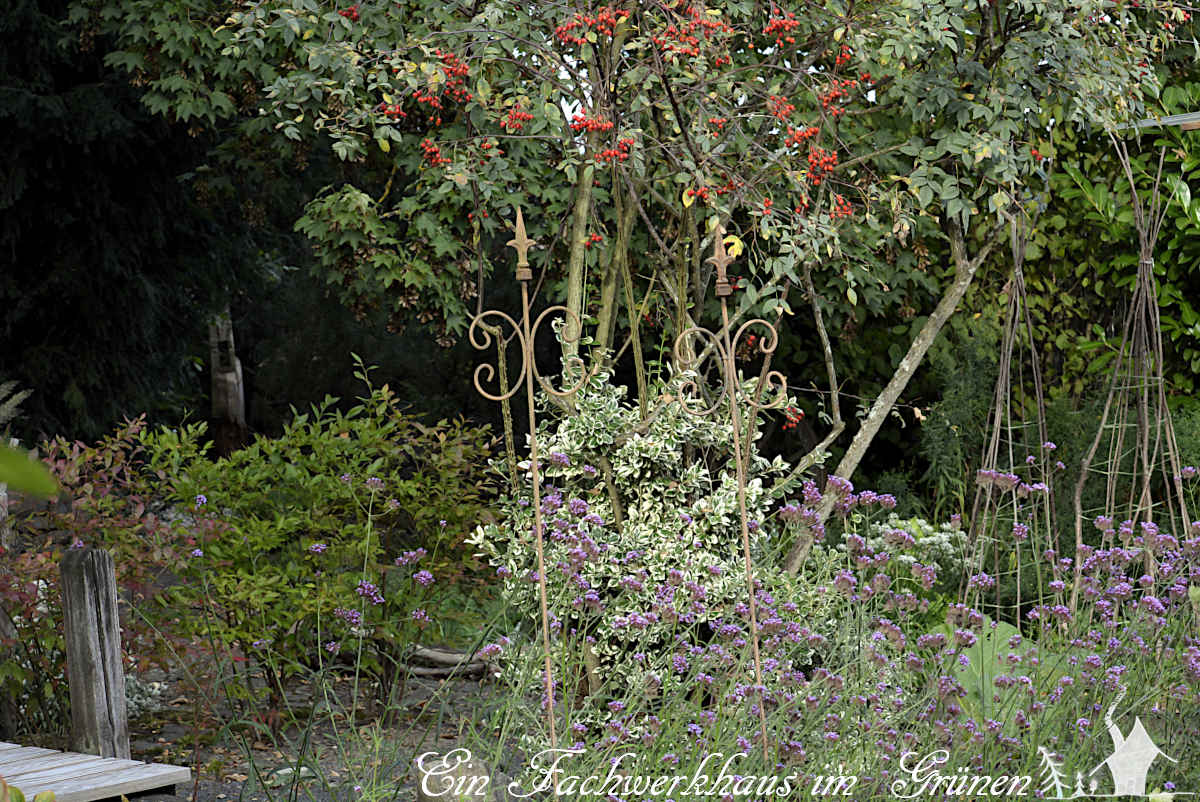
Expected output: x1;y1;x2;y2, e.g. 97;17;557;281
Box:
469;208;594;787
673;228;788;764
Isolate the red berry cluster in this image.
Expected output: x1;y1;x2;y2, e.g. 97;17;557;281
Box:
736;332;762;362
376;102;406;120
596;137;635;164
834;44;852;67
408;49;473;126
420;138;451;167
830;193;853;220
768;94;795;120
1030;146;1042;161
467;210;490;220
807;146;838;185
570;111;615;133
819;79;858;118
784;124;819;147
585;232;604;249
708;116;728;137
763;8;801;46
684;177;739;205
435;49;472;102
761;197;774;215
475;141;504;166
554;7;631;46
651;4;734;60
714;177;739;197
502;104;534;132
338;4;359;20
781;406;804;431
794;194;811;215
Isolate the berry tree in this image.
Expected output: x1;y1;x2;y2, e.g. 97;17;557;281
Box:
72;0;1184;545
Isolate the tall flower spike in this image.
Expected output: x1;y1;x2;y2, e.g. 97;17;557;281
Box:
507;206;537;281
708;224;734;297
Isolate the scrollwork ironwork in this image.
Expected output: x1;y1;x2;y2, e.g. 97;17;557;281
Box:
671;325;729;416
468;310;528;402
732;318;788;411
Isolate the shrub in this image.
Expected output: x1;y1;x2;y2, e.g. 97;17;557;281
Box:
467;369;898;733
147;363;496;710
1;416;174;739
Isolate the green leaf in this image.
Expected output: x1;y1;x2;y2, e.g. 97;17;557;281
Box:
0;445;58;497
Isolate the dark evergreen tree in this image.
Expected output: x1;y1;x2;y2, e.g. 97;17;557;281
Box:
0;0;262;438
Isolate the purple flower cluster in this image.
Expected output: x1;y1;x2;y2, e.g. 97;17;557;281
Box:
356;579;384;604
394;548;427;566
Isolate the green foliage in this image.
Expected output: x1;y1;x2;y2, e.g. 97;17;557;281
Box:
0;383;30;432
0;546;67;739
917;316;1002;520
1;417;172;738
0;380;56;494
1172;396;1200;467
76;0;1181;352
0;446;57;498
147;364;495;705
1026;76;1200;397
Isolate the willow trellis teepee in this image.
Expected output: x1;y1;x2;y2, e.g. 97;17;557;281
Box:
967;208;1058;617
1068;136;1192;610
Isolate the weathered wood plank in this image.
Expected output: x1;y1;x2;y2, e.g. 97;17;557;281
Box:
0;742;190;802
17;762;190;802
6;757;144;786
59;548;130;759
0;747;60;767
0;752;105;775
2;754;118;780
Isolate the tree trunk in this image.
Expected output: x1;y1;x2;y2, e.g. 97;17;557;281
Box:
209;305;248;457
595;192;635;354
563;158;596;359
783;219;1001;574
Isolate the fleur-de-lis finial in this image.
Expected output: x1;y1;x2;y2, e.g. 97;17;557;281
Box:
507;206;537;281
708;224;735;297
